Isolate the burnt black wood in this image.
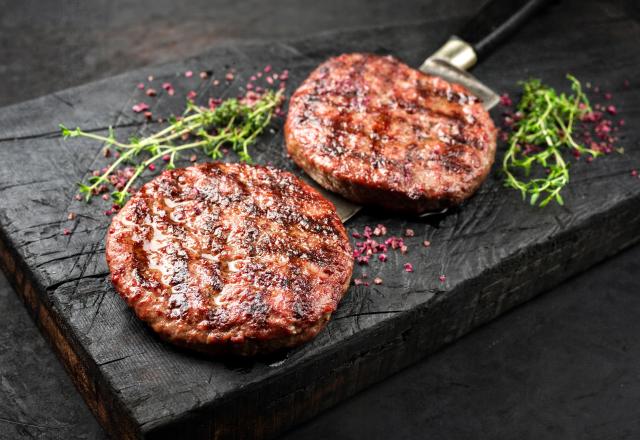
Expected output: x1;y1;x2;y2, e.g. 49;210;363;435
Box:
0;1;639;438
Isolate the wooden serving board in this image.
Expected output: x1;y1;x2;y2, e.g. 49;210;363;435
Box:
1;1;639;438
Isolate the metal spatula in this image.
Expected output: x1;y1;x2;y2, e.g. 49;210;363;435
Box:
303;0;553;222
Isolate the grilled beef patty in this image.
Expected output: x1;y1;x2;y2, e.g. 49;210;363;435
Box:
285;53;497;213
106;163;353;356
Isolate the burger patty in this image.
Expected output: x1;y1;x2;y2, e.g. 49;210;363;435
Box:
285;53;498;213
106;163;353;356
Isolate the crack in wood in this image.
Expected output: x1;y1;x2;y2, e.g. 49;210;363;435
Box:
46;272;110;293
0;416;69;430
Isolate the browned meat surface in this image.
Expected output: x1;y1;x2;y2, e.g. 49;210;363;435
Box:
106;163;353;356
285;53;497;213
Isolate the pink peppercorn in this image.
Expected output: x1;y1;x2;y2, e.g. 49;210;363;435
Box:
439;274;447;283
137;82;145;90
148;164;156;171
184;70;193;78
499;93;513;107
187;90;197;101
374;277;383;285
146;88;157;97
405;228;415;237
199;71;208;79
132;102;149;113
378;254;388;262
62;228;71;236
264;65;272;73
225;73;234;81
404;263;414;273
632;169;638;177
162;154;171;162
373;224;387;236
423;240;431;247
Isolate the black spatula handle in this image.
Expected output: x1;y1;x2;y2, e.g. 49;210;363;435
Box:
456;0;553;60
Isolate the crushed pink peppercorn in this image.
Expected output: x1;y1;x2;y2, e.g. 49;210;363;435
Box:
373;224;387;236
499;93;513;107
132;102;149;113
161;82;175;95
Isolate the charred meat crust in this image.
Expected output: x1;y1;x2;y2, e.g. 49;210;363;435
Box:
285;53;498;213
105;162;353;356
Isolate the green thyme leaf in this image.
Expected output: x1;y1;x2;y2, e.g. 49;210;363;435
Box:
502;75;602;207
65;90;283;206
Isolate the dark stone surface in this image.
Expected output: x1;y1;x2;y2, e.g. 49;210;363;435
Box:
0;0;639;439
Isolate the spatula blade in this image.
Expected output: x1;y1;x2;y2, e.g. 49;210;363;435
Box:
419;58;500;110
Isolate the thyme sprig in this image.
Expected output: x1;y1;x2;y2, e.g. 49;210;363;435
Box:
61;90;282;206
502;75;601;207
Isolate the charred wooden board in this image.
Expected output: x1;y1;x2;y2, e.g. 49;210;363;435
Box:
0;1;639;438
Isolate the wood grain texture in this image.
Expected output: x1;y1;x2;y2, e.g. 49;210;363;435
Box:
0;1;639;438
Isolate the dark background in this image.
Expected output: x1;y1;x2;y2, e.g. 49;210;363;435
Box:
1;1;639;438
